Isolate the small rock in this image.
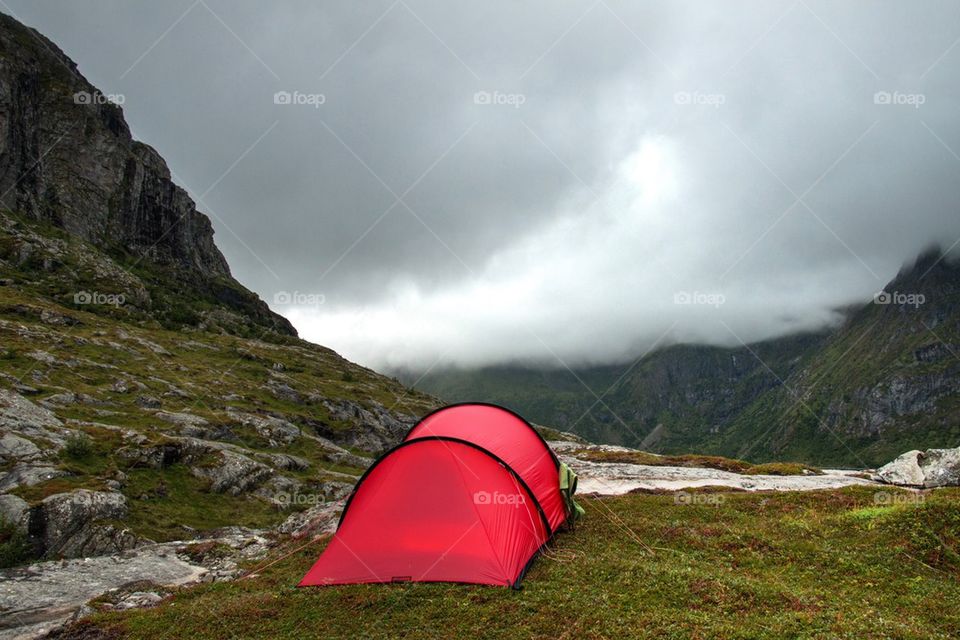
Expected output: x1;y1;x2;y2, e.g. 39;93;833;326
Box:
13;383;39;395
135;395;162;409
113;591;164;610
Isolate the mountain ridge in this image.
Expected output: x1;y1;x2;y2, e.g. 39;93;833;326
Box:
412;249;960;466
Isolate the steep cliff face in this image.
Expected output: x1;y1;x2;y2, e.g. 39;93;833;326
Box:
0;13;229;276
0;13;292;335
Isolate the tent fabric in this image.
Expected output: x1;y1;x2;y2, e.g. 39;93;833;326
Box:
404;403;567;532
299;437;549;587
299;403;573;589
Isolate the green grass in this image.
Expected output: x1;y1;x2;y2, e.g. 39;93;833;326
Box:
122;464;285;542
0;517;32;568
59;486;960;639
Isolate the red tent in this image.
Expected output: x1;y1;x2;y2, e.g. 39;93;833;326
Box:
299;403;573;588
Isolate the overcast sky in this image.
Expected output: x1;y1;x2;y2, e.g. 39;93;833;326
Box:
8;1;960;369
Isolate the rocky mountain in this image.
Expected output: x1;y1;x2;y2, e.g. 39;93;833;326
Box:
414;250;960;467
0;12;292;336
0;10;438;574
715;249;960;466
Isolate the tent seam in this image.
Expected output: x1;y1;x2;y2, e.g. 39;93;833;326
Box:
445;442;511;585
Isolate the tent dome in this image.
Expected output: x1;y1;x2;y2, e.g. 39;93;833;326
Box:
299;403;574;588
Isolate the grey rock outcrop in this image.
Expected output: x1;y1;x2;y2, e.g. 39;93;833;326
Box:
876;450;926;486
0;389;65;444
319;399;416;452
0;464;67;492
29;490;140;559
0;432;41;463
919;448;960;487
277;500;344;538
877;446;960;488
226;411;300;446
0;493;29;529
191;450;274;495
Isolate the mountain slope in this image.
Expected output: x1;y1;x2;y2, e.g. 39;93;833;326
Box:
712;250;960;466
414;332;827;453
0;11;438;569
414;251;959;467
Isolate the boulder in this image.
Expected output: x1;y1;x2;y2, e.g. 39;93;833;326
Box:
0;493;29;529
919;448;960;488
31;490;139;558
876;450;925;486
191;450;274;495
267;378;302;404
0;432;42;463
877;446;960;487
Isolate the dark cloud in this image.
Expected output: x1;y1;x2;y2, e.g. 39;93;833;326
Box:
8;0;960;368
